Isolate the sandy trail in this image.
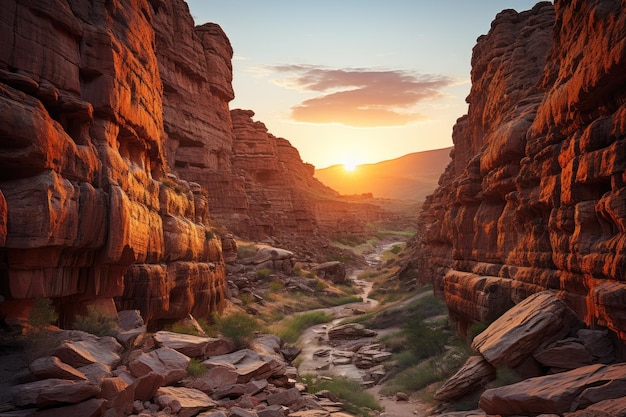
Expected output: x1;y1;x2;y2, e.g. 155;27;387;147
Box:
296;241;432;416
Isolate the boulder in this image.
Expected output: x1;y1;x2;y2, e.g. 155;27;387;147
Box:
328;323;376;340
155;386;216;417
564;396;626;416
53;332;122;369
434;356;496;401
471;291;577;368
29;356;87;381
130;372;166;401
479;363;626;415
128;346;190;385
9;378;100;408
312;261;346;284
154;330;211;358
31;398;107;417
266;388;303;407
183;364;239;394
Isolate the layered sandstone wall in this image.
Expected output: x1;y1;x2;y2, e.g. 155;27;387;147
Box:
417;0;626;340
0;0;225;325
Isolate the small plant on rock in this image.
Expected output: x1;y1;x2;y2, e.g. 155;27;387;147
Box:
24;298;60;361
214;312;260;350
72;305;117;337
187;358;208;377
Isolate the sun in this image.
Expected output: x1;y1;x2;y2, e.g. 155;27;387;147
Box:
343;162;357;172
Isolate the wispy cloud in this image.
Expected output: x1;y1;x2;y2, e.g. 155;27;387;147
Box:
270;64;455;127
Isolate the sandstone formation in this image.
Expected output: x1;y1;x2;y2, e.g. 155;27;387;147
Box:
0;0;386;327
416;0;626;345
0;0;226;325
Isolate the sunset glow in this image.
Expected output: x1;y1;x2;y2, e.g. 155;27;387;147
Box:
187;0;540;168
343;162;357;172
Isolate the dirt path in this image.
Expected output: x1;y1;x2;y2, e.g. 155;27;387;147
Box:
296;240;432;416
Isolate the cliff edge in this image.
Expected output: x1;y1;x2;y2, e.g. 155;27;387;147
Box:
417;0;626;341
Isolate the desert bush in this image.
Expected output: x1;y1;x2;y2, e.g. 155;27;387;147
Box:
72;306;117;337
23;298;60;362
256;268;272;280
268;279;285;292
187;358;208;377
214;312;260;349
405;317;447;360
28;298;58;329
166;321;201;336
301;374;381;416
237;243;257;259
272;311;333;344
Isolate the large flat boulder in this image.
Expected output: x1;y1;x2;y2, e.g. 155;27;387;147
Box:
53;331;122;369
155;386;216;417
434;356;496;401
129;346;190;385
479;363;626;415
471;291;576;367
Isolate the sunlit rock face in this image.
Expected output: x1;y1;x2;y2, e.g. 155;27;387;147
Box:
192;108;385;242
417;0;626;340
0;0;225;325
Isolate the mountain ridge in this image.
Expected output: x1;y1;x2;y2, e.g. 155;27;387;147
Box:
315;147;452;201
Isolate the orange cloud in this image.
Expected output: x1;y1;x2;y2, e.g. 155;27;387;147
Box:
272;65;455;127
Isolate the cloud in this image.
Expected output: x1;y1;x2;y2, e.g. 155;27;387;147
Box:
270;64;455;127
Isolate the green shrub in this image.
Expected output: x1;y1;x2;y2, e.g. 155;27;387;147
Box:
187;358;208;377
390;244;403;254
406;295;448;320
256;268;272;280
301;374;381;416
315;279;327;292
214;312;259;349
72;306;117;337
405;317;447;360
28;298;58;329
24;298;60;362
237;243;257;259
268;279;285;292
240;292;254;306
272;311;334;344
166;321;201;336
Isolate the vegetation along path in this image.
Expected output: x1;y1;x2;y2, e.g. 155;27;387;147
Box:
296;239;431;416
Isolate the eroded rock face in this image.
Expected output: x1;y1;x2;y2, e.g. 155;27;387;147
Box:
416;0;626;341
0;0;225;325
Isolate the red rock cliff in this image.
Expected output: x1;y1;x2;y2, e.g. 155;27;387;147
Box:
417;0;626;340
0;0;225;325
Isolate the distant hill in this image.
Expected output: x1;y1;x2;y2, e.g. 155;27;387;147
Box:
314;147;452;202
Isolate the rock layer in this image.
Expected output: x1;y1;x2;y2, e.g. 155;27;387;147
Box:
0;0;225;325
416;0;626;341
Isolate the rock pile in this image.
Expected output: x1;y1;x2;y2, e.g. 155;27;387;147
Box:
434;291;626;416
0;314;360;417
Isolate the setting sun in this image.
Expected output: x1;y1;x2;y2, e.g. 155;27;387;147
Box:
343;162;357;172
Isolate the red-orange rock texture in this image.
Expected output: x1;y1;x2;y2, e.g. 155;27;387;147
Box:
0;0;384;325
0;0;225;325
417;0;626;340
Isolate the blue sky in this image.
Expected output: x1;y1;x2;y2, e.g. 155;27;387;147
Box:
186;0;544;168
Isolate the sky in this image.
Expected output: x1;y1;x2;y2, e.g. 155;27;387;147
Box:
186;1;543;169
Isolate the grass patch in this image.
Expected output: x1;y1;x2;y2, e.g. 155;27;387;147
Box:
237;242;258;259
301;374;381;416
187;358;207;377
271;311;334;344
213;312;261;349
72;306;117;337
256;268;272;279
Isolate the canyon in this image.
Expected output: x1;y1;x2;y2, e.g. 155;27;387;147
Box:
2;0;626;415
416;0;626;347
0;0;385;326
